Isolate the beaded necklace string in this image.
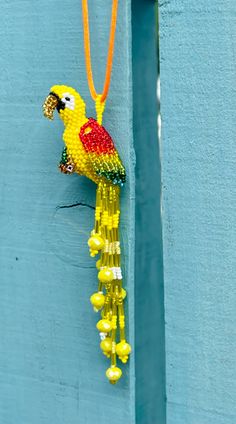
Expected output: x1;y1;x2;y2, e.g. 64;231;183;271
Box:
81;0;119;124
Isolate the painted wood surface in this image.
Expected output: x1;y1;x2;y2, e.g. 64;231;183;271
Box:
132;1;166;424
0;1;136;423
159;1;236;424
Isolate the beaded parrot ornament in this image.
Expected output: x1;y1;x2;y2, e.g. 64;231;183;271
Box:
42;0;131;384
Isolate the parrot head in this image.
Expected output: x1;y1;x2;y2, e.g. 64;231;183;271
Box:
43;85;86;126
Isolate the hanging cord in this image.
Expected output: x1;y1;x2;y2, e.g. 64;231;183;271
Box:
81;0;119;122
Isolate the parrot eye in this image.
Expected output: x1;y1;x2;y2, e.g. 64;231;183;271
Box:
62;93;75;110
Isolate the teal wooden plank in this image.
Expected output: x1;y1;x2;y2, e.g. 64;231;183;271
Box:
132;1;166;424
159;1;236;424
0;1;136;423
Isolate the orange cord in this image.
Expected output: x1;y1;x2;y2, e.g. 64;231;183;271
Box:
81;0;119;102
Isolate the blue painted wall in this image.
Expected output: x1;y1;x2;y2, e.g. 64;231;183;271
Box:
3;0;234;423
0;1;136;423
159;1;236;423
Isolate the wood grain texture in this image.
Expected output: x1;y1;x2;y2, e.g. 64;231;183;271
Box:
0;1;135;423
159;1;236;423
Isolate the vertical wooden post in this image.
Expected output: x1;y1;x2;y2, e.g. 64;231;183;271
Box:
159;1;236;423
132;1;166;424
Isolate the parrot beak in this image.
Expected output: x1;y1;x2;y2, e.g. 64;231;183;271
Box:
43;92;65;120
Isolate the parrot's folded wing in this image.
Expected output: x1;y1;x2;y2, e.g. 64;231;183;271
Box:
79;118;126;185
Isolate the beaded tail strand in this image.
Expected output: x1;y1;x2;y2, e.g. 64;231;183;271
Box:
88;182;131;383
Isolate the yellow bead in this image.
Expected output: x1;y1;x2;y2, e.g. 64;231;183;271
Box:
88;234;104;251
121;288;126;299
96;319;112;333
90;292;105;310
100;337;112;353
106;366;122;383
98;267;114;283
116;341;131;358
96;259;101;270
120;355;128;364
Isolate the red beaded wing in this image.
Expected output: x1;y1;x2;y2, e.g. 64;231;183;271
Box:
79;118;126;185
